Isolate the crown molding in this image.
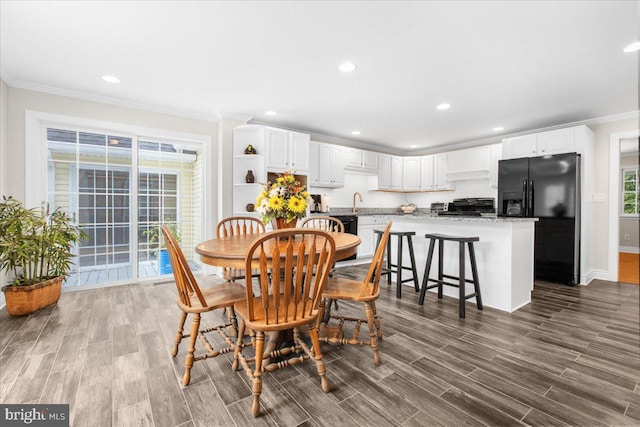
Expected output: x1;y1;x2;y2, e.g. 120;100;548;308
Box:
0;67;15;86
7;79;220;123
219;112;254;122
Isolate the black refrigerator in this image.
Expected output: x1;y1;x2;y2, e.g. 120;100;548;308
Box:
498;153;580;285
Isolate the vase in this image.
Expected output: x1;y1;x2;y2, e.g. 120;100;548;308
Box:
245;170;255;183
246;203;255;212
244;144;257;155
273;217;298;230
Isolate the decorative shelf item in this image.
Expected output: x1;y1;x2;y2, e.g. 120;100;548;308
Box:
244;144;257;155
245;170;255;183
246;203;255;212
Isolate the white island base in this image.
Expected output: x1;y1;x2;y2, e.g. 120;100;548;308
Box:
367;216;537;313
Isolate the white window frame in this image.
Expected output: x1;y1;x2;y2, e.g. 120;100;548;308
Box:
25;110;214;286
620;166;639;218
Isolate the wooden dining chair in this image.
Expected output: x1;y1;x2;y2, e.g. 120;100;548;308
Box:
300;216;345;233
232;229;336;417
317;221;392;366
162;225;246;386
216;216;266;282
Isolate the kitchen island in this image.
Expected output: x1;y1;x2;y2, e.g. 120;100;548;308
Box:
340;213;537;313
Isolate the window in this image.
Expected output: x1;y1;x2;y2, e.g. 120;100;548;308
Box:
622;167;639;215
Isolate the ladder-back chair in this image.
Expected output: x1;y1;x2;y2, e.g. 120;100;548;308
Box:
232;229;336;417
300;216;345;233
162;225;246;386
317;221;392;365
216;216;265;282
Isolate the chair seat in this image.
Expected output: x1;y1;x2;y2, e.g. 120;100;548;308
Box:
178;278;246;313
323;277;380;302
234;296;319;331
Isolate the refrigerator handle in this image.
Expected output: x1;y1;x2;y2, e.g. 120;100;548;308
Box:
528;179;534;217
522;179;528;217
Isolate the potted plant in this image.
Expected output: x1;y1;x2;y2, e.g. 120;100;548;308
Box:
0;196;86;316
144;222;181;275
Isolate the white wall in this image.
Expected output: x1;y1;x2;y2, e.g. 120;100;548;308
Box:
5;86;219;202
0;79;8;305
311;172;497;211
591;117;639;272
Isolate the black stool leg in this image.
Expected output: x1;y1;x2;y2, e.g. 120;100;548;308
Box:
407;235;420;292
468;241;483;310
459;241;465;319
418;238;435;305
437;239;444;299
396;235;403;298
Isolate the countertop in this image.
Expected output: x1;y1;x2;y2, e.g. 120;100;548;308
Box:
314;208;538;222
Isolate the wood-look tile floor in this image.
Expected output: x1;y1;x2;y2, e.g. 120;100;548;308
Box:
1;266;639;427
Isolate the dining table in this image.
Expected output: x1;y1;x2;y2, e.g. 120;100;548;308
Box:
195;230;361;359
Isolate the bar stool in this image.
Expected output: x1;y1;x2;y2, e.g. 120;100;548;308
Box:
418;233;483;318
373;229;419;298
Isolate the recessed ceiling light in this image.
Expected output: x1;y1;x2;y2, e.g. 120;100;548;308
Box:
436;103;450;110
351;130;361;135
409;144;418;148
102;75;120;84
265;110;277;116
493;126;505;131
339;61;357;73
623;41;640;53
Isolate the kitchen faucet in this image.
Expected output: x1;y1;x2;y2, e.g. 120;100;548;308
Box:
353;192;363;213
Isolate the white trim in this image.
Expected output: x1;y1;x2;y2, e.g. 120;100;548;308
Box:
13;80;220;123
620;246;640;254
591;269;610;281
219;112;254;122
609;129;640;282
580;269;594;286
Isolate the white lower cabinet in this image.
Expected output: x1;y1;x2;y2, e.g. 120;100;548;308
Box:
357;216;380;259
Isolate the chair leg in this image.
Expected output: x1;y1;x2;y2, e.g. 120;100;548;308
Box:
251;331;265;417
386;237;392;285
172;311;188;357
307;323;330;392
317;299;326;329
396;235;403;298
227;305;238;338
459;242;466;319
364;302;381;365
232;320;246;372
468;242;483;310
371;301;383;340
183;313;200;386
418;239;436;305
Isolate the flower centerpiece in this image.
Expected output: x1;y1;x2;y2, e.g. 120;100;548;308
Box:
255;170;309;228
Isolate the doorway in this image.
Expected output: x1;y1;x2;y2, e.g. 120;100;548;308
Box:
609;130;640;284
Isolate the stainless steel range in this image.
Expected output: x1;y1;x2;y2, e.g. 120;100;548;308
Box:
436;198;496;217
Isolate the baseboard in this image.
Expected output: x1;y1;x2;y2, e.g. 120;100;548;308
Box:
580;269;595;286
591;269;610;281
619;246;640;254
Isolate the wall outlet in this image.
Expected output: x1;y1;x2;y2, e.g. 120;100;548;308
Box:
592;193;606;203
624;234;631;241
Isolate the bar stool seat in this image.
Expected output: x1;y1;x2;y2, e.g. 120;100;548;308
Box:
373;229;419;298
418;233;483;318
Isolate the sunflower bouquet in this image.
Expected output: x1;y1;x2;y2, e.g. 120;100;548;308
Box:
255;171;309;225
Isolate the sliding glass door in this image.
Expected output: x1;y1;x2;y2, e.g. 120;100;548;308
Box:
46;127;203;288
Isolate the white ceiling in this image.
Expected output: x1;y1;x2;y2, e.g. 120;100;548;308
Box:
1;1;638;153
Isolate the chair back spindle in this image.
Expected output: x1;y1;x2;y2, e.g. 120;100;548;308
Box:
244;229;335;326
300;216;345;233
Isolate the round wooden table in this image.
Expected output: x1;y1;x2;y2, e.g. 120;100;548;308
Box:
195;231;361;268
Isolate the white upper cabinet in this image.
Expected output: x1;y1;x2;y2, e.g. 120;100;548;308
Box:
311;142;344;188
446;146;490;180
402;157;421;191
266;129;310;172
420;155;435;190
434;153;453;190
390;156;402;190
502;126;582;160
345;148;379;172
378;154;402;190
489;144;502;188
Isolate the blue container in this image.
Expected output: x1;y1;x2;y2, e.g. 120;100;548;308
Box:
158;249;173;275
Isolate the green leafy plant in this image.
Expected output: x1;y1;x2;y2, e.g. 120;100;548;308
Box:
144;222;181;256
0;196;87;286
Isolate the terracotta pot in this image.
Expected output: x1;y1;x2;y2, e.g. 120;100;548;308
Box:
2;276;63;316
